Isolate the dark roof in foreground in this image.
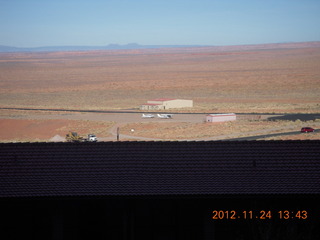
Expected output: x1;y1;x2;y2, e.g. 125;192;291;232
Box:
0;141;319;198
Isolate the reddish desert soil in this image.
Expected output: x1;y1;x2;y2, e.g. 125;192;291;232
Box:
0;43;319;113
0;118;113;142
120;120;320;140
0;42;320;142
264;132;320;140
1;110;319;142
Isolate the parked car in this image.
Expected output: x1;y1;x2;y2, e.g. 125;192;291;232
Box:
300;127;315;133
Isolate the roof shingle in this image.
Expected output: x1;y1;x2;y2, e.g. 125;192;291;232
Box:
0;141;319;198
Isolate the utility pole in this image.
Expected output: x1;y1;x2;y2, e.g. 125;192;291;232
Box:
117;127;120;141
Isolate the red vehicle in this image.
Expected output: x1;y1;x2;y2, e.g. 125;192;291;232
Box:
300;127;315;133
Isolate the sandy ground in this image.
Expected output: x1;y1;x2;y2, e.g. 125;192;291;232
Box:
1;44;320;113
1;44;319;142
0;110;206;142
1;109;319;142
0;110;114;142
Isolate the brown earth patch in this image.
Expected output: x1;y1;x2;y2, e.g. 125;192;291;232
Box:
264;132;320;140
120;120;320;140
0;119;113;142
1;45;320;113
1;44;320;142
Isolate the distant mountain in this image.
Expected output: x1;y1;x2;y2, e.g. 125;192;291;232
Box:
0;45;22;52
0;42;320;53
0;43;204;53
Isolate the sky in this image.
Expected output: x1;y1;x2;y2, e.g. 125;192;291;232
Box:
1;0;320;48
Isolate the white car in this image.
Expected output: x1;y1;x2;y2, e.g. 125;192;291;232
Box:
87;134;98;142
157;114;173;119
142;114;155;118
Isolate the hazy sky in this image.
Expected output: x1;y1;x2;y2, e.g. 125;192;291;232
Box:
1;0;320;47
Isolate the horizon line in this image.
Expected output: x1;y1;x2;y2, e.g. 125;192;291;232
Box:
2;40;320;48
1;41;320;53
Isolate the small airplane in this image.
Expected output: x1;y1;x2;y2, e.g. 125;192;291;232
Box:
142;114;155;118
157;114;173;119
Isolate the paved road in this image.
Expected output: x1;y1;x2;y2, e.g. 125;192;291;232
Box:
2;107;320;121
0;107;263;114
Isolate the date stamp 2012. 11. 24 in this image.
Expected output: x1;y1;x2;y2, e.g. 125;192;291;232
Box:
212;210;308;220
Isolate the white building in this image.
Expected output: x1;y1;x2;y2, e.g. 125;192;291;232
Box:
140;99;193;110
206;113;236;123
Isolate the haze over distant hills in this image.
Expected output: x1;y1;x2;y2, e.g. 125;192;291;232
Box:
0;43;204;53
0;42;320;53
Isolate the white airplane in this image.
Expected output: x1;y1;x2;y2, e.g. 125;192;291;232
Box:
157;114;173;119
142;114;155;118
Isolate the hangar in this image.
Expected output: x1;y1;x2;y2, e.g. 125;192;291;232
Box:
140;98;193;110
206;113;236;122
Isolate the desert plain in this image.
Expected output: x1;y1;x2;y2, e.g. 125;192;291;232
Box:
0;42;320;142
